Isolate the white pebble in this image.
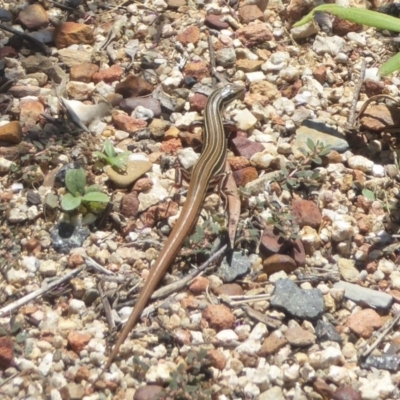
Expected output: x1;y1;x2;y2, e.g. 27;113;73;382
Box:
234;109;258;130
347;155;374;173
372;164;385;177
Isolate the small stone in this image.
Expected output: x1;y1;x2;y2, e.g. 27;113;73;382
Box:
0;46;18;59
236;24;273;47
115;75;154;98
92;64;124;84
70;63;99;82
332;386;361;400
231;136;265;159
67;331;92;353
263;254;297;274
259;331;287;356
176;26;200;45
134;385;164;400
189;276;209;295
75;366;91;383
291;199;322;229
202;304;235;331
228;156;250;171
216;48;236;68
204;14;229;30
285;327;316;346
17;4;49;30
214;283;244;296
39;260;57;277
207;349;227;370
105;160;152;188
347;308;382;338
19;99;44;126
237;59;264;72
183;62;209;81
0;121;22;144
233;109;258;130
232;166;258;186
120;192;140;218
54;22;94;48
59;383;85;400
332;17;362;36
112;114;147;134
312;35;345;56
347;155;374;173
120;97;162;117
189;93;207;112
360;104;400;131
0;337;14;369
239;5;264;23
313;65;327;84
338;258;359;283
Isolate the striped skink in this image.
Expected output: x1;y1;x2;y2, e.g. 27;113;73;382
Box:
101;83;244;374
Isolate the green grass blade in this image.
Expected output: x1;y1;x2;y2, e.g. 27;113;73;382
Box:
379;53;400;76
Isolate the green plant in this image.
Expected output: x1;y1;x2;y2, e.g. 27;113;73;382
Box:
94;139;131;171
294;5;400;76
61;168;109;211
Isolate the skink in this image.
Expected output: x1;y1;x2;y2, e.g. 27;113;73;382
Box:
102;83;244;374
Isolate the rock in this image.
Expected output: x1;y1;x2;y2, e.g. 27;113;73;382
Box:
120;191;140;217
19;99;44;126
236;59;264;73
360;104;400;131
258;386;285;400
239;5;264;23
285;326;316;346
58;48;92;67
115;75;154;98
294;120;349;154
67;331;91;353
214;283;244;296
315;320;342;343
333;281;393;310
70;63;99;82
105;160;152;188
338;258;359;283
232;166;258;186
0;121;22;144
204;14;229;29
0;337;14;369
0;46;18;59
262;254;297;274
17;4;49;30
50;223;90;254
231;136;265;159
271;278;325;320
216;251;251;283
120;97;162;117
39;260;58;277
216;48;236;68
8;85;41;97
112;114;147;134
347;155;374;173
313;35;345;56
347;308;382;338
183;61;209;81
332;386;361;400
92;64;124;84
188;276;209;295
54;22;94;48
207;349;227;370
259;331;287;356
21;54;54;74
236;24;273;47
359;370;395;399
233;109;258;130
291;199;322;229
202;304;235;331
59;383;85;400
134;385;164;400
176;26;200;45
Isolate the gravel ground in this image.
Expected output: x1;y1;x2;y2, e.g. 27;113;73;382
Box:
1;0;400;399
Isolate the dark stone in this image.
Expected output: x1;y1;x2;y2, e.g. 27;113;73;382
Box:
51;223;90;254
315;319;342;343
271;278;325;320
217;250;251;282
26;190;41;205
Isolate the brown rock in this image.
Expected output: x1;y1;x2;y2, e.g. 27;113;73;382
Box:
360;104;400;131
292;239;306;267
0;122;22;144
313;378;335;399
347;308;382;338
236;59;264;72
180;295;198;310
260;226;285;256
280;79;302;99
291;199;322;229
25;238;39;253
286;0;311;21
70;63;99;83
115;75;154;98
323;150;342;164
184;62;209;81
259;331;287;356
354;213;371;234
207;349;227;370
177;26;200;45
174;328;191;344
75;366;90;383
189;276;209;295
92;64;124;84
313;65;327;84
227;156;250;171
0;46;18;59
232;166;258;186
364;79;384;97
202;304;235;331
140;201;178;227
167;0;186;8
160;138;182;154
0;337;14;369
236;24;273;47
54;22;94;49
189;93;208;112
132;177;153;192
332;386;361;400
134;385;164;400
263;254;297;274
389;289;400;303
285;327;316;346
120;97;162;117
8;85;41;98
332;17;362;36
231;136;265;159
19;99;44;126
214;283;244;296
18;4;49;30
120;192;140;218
112;114;147;134
205;15;229;30
68;331;92;353
239;5;264;23
68;253;84;268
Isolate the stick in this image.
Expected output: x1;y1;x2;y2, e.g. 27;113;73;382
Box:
347;58;366;129
0;267;85;318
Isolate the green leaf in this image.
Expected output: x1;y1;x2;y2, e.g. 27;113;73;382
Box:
110;154;129;170
306;138;315;152
65;168;86;196
362;188;375;201
82;192;109;203
85;184;103;194
16;331;28;344
294;5;400;32
61;193;82;211
379;52;400;77
94;151;109;161
313;155;322;165
104;140;116;158
319;146;331;157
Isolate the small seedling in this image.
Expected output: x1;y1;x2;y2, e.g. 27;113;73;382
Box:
94;139;131;171
61;168;109;212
